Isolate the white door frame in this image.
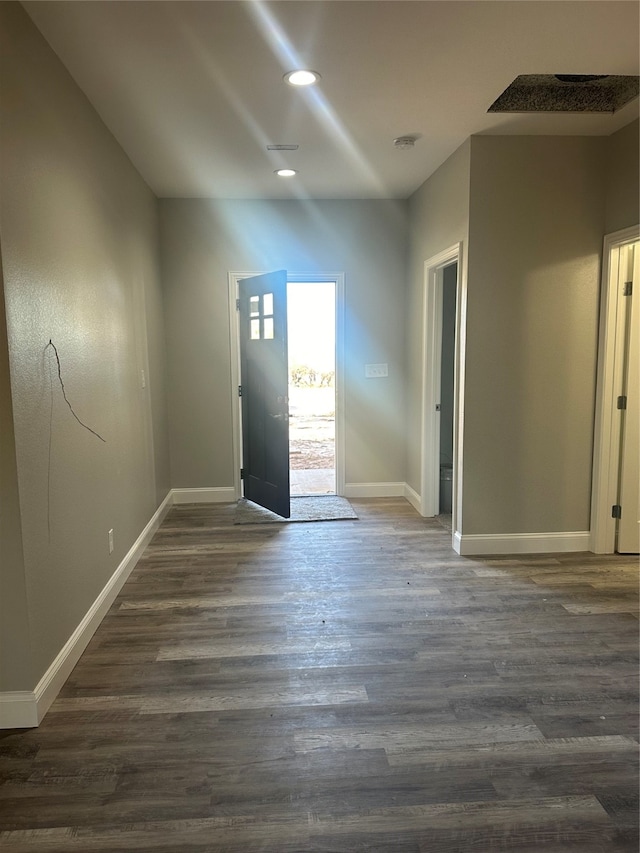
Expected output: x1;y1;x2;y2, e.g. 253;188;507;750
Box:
420;243;465;543
228;271;345;499
590;225;639;553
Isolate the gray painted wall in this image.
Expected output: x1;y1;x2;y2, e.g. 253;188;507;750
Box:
406;140;471;495
0;245;33;693
406;125;637;537
605;118;639;235
0;3;169;690
160;198;408;489
464;136;606;535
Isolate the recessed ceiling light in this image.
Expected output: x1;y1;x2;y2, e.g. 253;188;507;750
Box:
275;169;298;177
284;70;320;87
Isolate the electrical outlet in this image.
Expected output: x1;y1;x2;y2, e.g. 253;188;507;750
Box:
365;363;388;378
108;529;114;554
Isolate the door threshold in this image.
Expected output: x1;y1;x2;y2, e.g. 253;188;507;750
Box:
290;467;336;496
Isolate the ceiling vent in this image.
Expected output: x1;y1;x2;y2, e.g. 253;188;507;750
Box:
393;136;419;150
488;74;639;113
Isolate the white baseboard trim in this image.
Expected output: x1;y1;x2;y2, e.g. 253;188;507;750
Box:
454;530;591;556
404;483;421;513
1;491;173;730
344;482;406;498
171;487;236;504
0;691;39;729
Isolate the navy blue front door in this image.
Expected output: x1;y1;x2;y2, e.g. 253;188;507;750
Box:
238;271;290;518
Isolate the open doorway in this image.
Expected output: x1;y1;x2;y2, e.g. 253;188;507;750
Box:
228;270;345;505
288;281;336;495
437;262;457;528
419;243;463;544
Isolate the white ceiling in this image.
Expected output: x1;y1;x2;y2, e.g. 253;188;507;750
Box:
23;1;640;200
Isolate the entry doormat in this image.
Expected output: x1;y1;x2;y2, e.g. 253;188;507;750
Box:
234;495;358;524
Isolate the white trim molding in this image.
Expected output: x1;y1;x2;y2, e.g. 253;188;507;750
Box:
454;531;591;556
0;691;38;729
344;482;406;498
171;487;236;504
404;483;421;513
591;225;640;554
0;491;173;729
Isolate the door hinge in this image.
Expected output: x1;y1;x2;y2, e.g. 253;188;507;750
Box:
238;385;243;397
623;281;632;296
236;298;240;310
611;504;622;519
240;468;245;480
617;395;628;410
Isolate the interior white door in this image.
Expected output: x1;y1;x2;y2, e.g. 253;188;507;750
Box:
617;243;639;554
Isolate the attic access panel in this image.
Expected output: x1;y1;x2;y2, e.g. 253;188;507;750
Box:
488;74;639;113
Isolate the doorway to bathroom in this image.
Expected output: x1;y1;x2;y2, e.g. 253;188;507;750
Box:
419;243;463;543
438;262;457;527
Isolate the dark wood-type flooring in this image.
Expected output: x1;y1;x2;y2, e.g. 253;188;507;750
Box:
1;498;638;852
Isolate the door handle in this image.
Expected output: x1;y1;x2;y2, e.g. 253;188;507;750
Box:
270;412;289;421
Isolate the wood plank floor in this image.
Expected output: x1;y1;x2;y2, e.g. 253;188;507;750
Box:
1;498;638;852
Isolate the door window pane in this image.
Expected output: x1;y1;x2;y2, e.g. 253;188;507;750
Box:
250;296;260;317
250;318;260;340
263;293;274;316
264;317;274;339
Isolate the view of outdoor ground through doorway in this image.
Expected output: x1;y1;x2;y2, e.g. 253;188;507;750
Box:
287;281;336;495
